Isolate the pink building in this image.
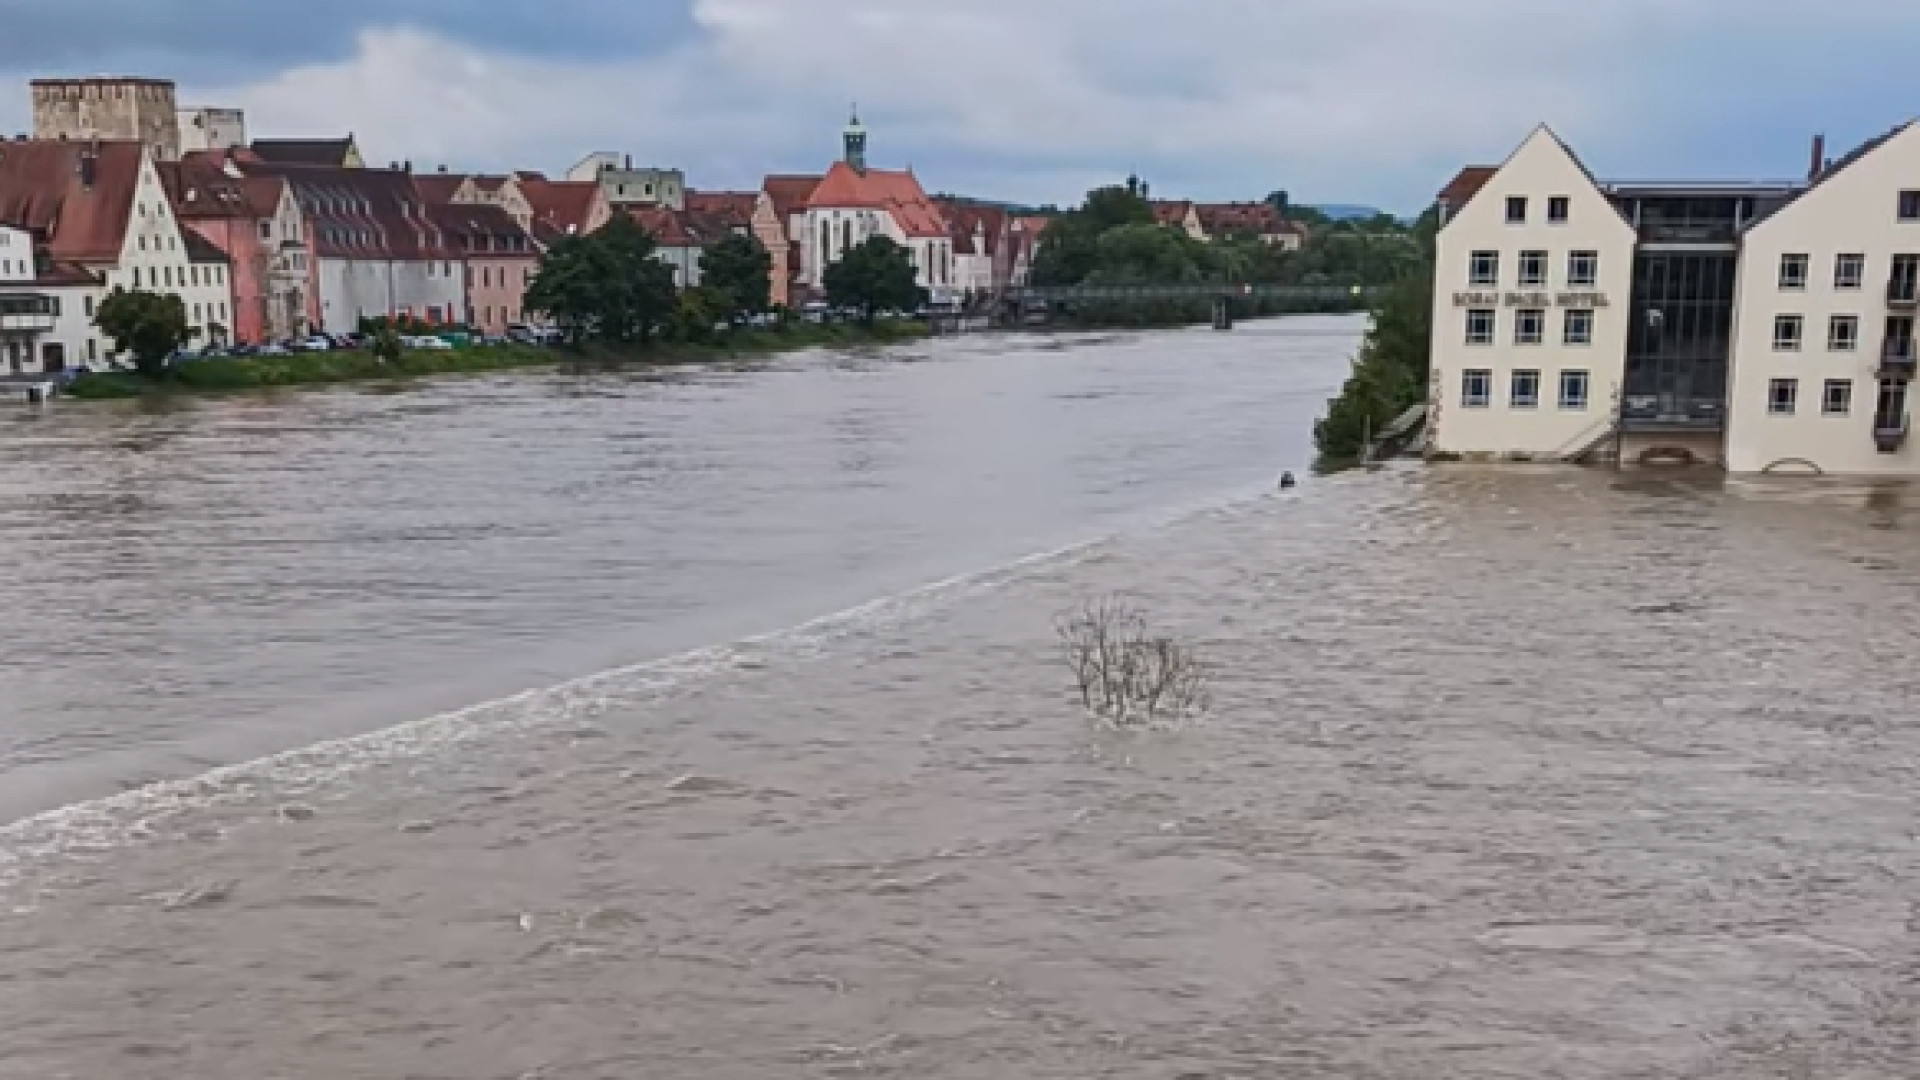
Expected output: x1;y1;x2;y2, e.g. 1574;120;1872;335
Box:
158;151;314;342
432;203;538;335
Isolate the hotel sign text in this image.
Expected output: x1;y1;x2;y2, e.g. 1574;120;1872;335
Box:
1452;290;1611;308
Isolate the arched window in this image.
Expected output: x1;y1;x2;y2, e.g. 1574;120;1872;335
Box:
842;219;852;253
820;219;831;267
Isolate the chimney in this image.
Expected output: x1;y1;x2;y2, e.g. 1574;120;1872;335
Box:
438;164;448;173
625;154;633;170
1809;133;1826;181
403;160;412;174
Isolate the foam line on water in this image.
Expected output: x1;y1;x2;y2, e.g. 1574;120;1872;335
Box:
0;482;1311;883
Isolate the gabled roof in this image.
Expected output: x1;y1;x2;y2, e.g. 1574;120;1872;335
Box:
1435;166;1496;212
413;173;468;204
934;198;1008;256
1759;120;1918;225
180;228;231;264
805;162;947;238
1194;202;1292;237
250;138;359;168
686;190;758;228
1150;200;1194;227
626;206;707;248
517;177;603;243
431;202;535;255
240;161;453;261
0;139;146;263
762;174;820;220
160;153;288;220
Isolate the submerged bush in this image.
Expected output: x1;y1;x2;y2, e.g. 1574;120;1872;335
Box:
1056;597;1209;724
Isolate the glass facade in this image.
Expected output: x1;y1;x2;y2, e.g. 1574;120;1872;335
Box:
1622;252;1737;426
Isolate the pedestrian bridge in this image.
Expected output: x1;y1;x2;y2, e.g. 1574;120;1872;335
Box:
1005;284;1371;304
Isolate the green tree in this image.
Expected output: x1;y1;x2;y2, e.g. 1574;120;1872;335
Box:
700;231;773;318
824;236;922;325
669;285;729;343
1031;183;1156;286
1313;268;1433;461
94;288;193;378
1083;223;1208;285
524;215;677;347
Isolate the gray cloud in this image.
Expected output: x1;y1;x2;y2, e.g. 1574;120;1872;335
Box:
0;0;697;74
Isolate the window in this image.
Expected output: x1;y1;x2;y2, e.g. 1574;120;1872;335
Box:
218;302;226;320
1468;250;1498;286
138;235;147;252
1563;308;1594;345
1835;253;1865;289
1778;253;1809;290
1465;308;1495;345
1567;250;1597;286
1900;190;1920;222
1514;308;1545;344
1510;369;1540;409
1518;250;1547;286
443;261;453;278
131;267;141;287
1547;196;1570;224
1768;378;1798;415
193;303;202;321
1505;196;1527;224
1824;379;1853;416
83;296;93;317
1558;370;1590;410
260;221;273;240
190;266;200;286
1773;314;1803;351
1461;368;1492;408
1829;315;1860;351
87;339;97;361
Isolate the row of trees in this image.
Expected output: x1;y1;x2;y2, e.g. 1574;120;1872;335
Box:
523;214;924;344
1030;184;1432;292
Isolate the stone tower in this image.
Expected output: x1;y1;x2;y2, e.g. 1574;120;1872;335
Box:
843;107;867;174
30;77;181;160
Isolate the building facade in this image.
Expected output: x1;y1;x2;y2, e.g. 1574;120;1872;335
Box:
794;115;952;302
0;140;234;372
757;175;819;308
178;107;247;154
567;153;686;211
1724;123;1920;474
161;153;313;342
31;77;181;161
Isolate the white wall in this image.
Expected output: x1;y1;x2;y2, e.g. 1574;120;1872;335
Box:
316;257;465;332
1427;127;1638;459
1725;124;1920;475
109;153;234;347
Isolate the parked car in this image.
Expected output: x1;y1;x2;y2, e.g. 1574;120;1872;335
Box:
409;336;453;351
257;343;290;356
294;336;332;352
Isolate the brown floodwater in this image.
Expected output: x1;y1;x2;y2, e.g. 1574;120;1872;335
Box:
4;321;1920;1077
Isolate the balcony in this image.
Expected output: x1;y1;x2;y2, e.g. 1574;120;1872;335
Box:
1875;419;1909;453
0;312;54;333
1891;279;1919;310
0;294;56;334
1879;337;1917;380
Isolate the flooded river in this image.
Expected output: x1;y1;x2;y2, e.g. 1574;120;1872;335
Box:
3;318;1919;1077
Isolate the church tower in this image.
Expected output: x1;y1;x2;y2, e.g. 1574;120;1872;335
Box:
843;107;868;174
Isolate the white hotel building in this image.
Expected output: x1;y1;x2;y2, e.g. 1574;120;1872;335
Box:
1428;121;1920;474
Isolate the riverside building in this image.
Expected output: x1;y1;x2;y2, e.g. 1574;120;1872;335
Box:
1428;121;1920;475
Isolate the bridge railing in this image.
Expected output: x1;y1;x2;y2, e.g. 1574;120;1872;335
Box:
1004;284;1373;303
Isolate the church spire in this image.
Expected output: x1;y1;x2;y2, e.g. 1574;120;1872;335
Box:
843;105;868;174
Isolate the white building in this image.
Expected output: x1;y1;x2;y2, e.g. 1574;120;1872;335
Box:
1423;123;1920;473
178;106;247;153
0;140;235;373
567;152;685;212
1724;122;1920;475
792;114;953;302
1427;127;1639;462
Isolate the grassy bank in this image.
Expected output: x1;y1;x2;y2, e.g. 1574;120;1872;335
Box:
66;321;929;400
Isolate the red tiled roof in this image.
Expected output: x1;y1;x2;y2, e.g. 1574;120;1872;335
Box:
240;161;453;261
180;228;231;265
160;152;288;221
1151;200;1194;227
1193;202;1296;238
432;202;536;255
762;174;820;220
805;162;947;238
934;199;1008;257
686;190;757;228
413;174;468;204
0;139;145;264
250;138;358;168
517;177;601;243
626;206;706;248
1436;166;1497;212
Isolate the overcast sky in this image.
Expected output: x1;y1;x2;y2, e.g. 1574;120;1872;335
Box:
0;0;1914;212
